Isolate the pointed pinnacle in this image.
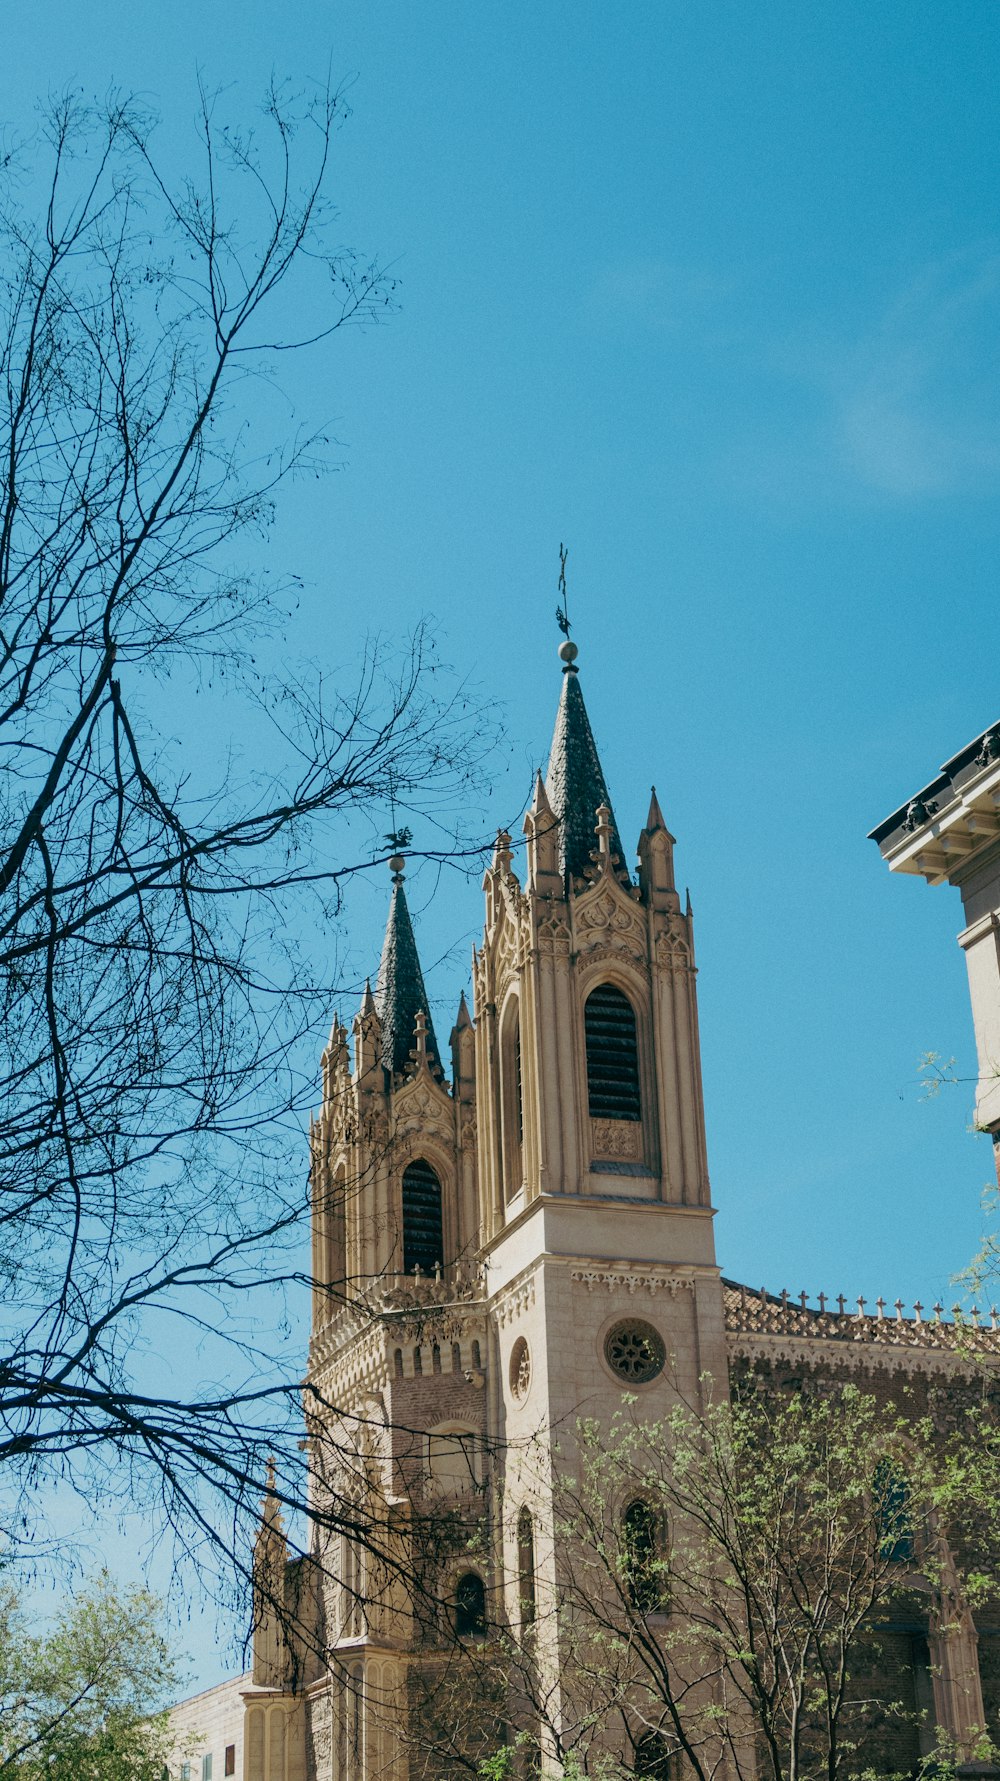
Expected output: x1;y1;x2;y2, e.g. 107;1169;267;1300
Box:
455;990;473;1030
530;769;554;816
361;977;377;1016
646;786;666;831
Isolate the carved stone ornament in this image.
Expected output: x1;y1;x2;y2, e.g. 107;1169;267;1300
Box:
494;1274;536;1327
655;930;691;970
582;942;650;979
591;1116;640;1160
571;1268;695;1297
535;913;571;953
578;888;638;936
509;1335;531;1401
604;1318;666;1383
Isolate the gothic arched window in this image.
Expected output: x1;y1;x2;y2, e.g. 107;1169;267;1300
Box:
873;1459;914;1563
402;1158;444;1277
585;984;641;1121
622;1499;665;1612
633;1732;679;1781
517;1505;536;1631
454;1570;486;1637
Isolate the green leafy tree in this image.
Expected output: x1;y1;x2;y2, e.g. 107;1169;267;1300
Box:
467;1382;995;1781
0;1570;180;1778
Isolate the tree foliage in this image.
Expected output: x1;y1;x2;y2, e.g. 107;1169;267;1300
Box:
464;1380;1000;1781
0;1569;179;1779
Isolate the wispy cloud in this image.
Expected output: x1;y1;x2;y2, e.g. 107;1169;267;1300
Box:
774;246;1000;502
586;255;735;332
825;250;1000;497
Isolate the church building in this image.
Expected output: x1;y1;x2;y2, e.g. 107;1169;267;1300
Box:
170;640;1000;1781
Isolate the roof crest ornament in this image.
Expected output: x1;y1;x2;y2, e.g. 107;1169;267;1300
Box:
555;541;579;674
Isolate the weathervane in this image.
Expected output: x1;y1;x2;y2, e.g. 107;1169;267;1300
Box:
554;542;579;673
555;541;571;638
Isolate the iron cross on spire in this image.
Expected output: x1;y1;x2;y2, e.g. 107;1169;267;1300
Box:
555;541;571;638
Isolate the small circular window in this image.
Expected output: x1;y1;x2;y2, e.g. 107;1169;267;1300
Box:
605;1320;665;1384
509;1336;531;1401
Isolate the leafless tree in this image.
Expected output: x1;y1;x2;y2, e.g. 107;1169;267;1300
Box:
0;82;493;1591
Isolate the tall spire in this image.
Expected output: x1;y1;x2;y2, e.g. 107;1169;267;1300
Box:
374;853;442;1078
544;636;626;886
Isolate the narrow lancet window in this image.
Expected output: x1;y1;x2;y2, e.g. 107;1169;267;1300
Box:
585;984;641;1121
517;1505;536;1631
402;1158;443;1276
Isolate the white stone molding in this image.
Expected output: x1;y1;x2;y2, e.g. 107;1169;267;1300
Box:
492;1274;537;1327
570;1267;696;1296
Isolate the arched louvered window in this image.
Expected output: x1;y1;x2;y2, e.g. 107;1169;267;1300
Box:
402;1158;443;1277
517;1505;536;1631
585;984;641;1121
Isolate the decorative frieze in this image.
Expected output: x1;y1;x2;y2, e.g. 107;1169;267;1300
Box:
493;1274;537;1327
591;1117;640;1160
571;1267;696;1296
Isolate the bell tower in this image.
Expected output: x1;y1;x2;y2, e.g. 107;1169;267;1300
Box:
477;634;729;1757
258;623;731;1781
474;629;716;1238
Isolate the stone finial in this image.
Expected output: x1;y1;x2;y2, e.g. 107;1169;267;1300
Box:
646;786;667;833
638;785;678;909
492;828;513;875
524;770;560;892
354;978;382;1078
411;1007;431;1071
594;803;615;865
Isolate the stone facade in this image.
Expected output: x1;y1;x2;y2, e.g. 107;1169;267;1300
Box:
169;651;1000;1781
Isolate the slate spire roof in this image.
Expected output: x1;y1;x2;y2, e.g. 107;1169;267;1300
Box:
544;657;627;886
374;867;442;1079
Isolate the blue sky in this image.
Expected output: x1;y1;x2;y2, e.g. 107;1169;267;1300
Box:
4;0;999;1681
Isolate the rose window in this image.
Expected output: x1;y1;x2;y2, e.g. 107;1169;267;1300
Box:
604;1320;665;1384
509;1336;531;1401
